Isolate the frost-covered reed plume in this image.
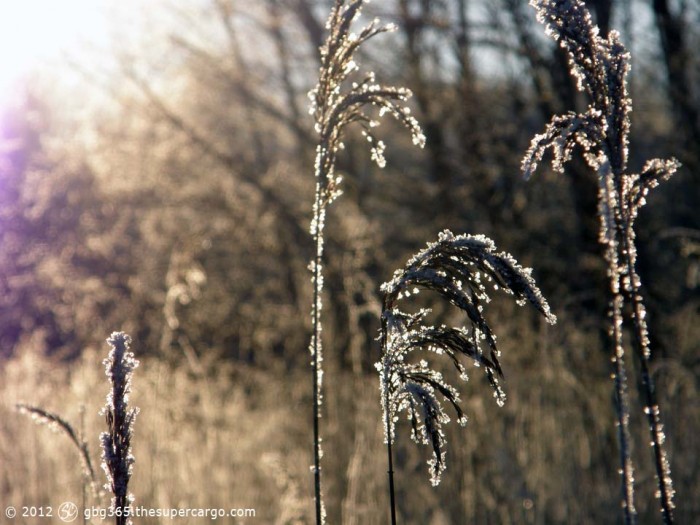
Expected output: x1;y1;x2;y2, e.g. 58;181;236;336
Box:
100;332;139;525
524;1;678;523
308;1;424;522
378;230;555;524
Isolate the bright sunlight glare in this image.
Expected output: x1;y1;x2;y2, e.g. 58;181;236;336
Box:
0;0;108;106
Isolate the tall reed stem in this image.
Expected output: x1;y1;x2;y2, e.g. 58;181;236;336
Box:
524;2;678;521
603;217;636;523
380;299;397;525
307;2;425;521
386;429;397;525
620;223;675;524
310;182;325;525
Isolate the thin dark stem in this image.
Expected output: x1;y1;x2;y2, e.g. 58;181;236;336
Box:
631;307;674;525
609;289;636;525
311;195;324;525
115;497;127;525
604;210;636;524
81;406;88;525
387;428;397;525
621;228;674;524
381;305;398;525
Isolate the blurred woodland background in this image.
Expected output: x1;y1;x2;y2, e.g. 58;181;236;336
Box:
0;0;698;523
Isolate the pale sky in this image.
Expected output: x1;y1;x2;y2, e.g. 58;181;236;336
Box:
0;0;111;105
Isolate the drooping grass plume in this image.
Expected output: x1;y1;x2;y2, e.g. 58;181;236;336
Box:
308;1;425;522
524;1;678;523
16;403;99;498
378;230;555;524
100;332;139;525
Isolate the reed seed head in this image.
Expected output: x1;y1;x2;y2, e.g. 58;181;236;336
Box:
379;230;555;485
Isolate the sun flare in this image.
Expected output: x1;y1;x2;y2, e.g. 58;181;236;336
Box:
0;0;108;104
